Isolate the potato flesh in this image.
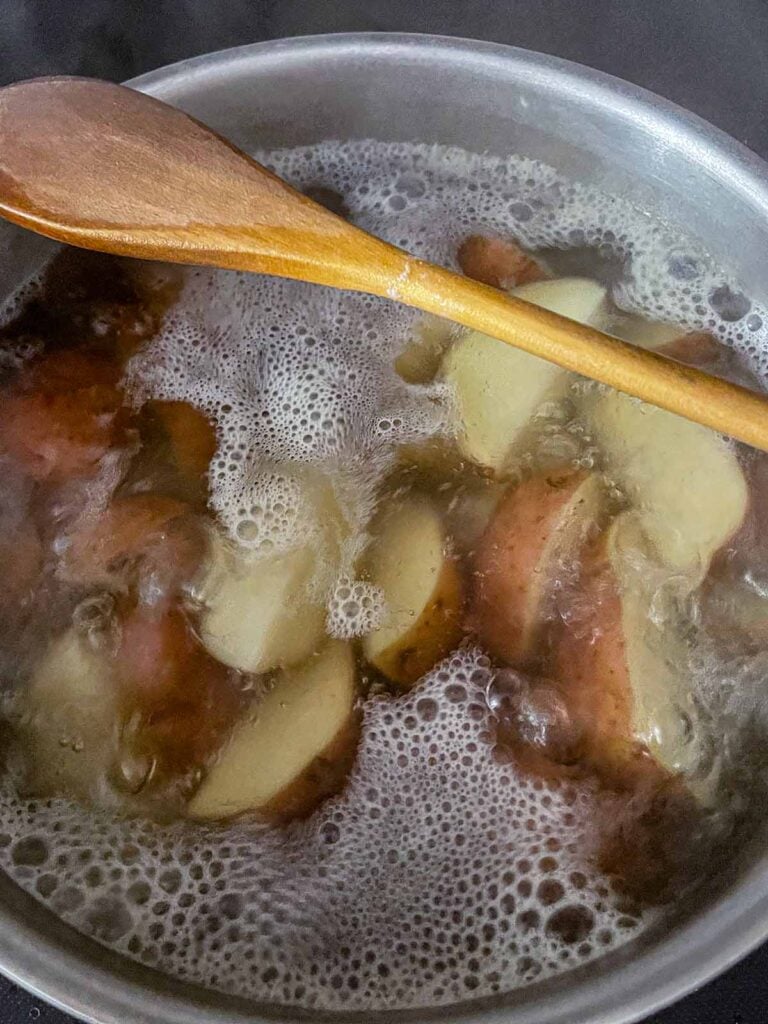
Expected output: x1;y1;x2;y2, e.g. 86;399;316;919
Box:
553;515;704;782
363;497;462;686
610;518;700;775
197;534;326;674
588;390;748;577
442;277;609;473
611;317;683;350
21;630;117;800
188;640;356;820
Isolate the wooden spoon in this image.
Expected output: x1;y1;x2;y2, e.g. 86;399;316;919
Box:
1;76;767;450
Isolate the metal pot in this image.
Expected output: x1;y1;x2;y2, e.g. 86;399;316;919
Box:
1;31;767;1024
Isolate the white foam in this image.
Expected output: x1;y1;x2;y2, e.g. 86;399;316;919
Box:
0;650;650;1009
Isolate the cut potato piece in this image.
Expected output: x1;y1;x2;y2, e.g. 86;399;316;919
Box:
553;515;705;781
659;331;722;368
18;629;118;801
0;351;129;482
363;497;463;688
197;532;326;674
612;317;722;368
512;277;609;325
611;318;684;351
442;277;608;473
116;603;242;781
470;469;603;665
61;494;192;586
457;235;548;289
587;389;748;578
395;315;455;384
188;640;358;821
443;480;507;559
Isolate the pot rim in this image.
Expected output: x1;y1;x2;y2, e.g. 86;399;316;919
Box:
0;31;767;1024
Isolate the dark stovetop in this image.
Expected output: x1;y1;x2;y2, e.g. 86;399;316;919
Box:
2;1;768;1021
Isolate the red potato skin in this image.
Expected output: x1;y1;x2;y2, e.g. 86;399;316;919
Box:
115;602;242;778
147;400;217;480
659;331;722;369
505;529;704;905
457;235;548;290
468;469;594;667
61;493;194;587
0;350;131;482
0;520;43;609
25;249;180;363
549;533;635;773
703;450;768;644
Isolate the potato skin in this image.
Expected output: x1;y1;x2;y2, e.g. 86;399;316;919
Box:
457;235;548;290
469;469;599;666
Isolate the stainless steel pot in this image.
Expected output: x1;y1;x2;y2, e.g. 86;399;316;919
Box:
1;31;768;1024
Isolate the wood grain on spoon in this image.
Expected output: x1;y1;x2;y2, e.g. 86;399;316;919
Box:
1;76;767;451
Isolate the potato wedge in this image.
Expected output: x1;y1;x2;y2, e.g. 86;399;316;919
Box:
611;318;686;351
188;640;358;821
457;235;548;289
0;351;129;482
141;399;217;491
470;469;603;665
613;316;723;368
197;532;327;674
116;602;241;781
552;515;703;780
443;479;507;559
394;315;455;384
442;277;608;473
363;497;463;688
61;493;194;586
18;629;118;801
587;389;748;578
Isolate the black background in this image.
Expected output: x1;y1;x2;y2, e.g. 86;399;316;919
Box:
1;1;768;1020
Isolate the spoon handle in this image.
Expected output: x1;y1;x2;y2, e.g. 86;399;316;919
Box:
369;252;768;450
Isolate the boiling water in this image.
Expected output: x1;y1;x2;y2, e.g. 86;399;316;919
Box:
0;139;767;1011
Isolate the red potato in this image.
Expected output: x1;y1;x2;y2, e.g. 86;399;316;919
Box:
362;497;464;688
19;629;121;802
486;661;699;906
115;602;242;780
128;400;218;508
614;317;742;380
699;452;768;648
586;385;748;579
147;400;217;481
469;468;603;666
0;350;130;482
442;277;609;475
188;641;359;821
38;249;182;363
61;493;205;597
596;770;705;905
0;520;43;608
548;529;634;774
457;235;549;289
658;331;723;369
550;515;704;785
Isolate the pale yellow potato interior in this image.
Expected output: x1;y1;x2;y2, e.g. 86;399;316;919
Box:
442;277;609;473
188;640;355;820
589;390;748;577
363;498;447;661
198;534;326;674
